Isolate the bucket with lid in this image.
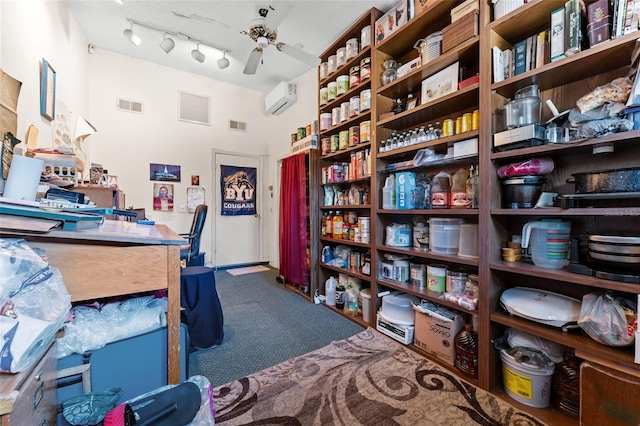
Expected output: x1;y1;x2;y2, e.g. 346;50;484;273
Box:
500;349;554;408
360;288;371;322
430;218;464;254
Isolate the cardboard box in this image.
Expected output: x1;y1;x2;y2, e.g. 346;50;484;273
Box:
375;0;410;44
397;57;421;78
395;171;416;209
453;138;478;158
414;0;440;16
413;306;465;365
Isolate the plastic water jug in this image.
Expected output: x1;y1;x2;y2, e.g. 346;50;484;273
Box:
382;175;396;209
325;276;337;306
521;220;571;269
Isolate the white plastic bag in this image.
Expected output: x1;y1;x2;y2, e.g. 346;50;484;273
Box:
578;292;637;347
0;238;71;372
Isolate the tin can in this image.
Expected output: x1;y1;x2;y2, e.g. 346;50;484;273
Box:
337;75;349;95
359;120;371;142
328;55;337;74
349;66;360;87
472;109;480;130
360;89;371;111
358;216;370;231
339;130;349;150
319;87;329;105
461;113;472;133
349;126;360;146
349;96;360;117
332;107;340;126
336;47;346;67
346;38;359;59
328;81;337;100
455;116;463;135
297;127;306;139
319;62;328;80
320;113;331;131
361;25;371;48
360;57;371;80
306;124;312;136
331;134;340;152
321;137;331;155
340;102;350;122
443;119;454;137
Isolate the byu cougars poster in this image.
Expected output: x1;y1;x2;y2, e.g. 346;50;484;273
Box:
220;165;257;216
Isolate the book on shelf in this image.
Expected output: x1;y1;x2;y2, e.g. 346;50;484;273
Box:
514;39;527;75
613;0;639;37
503;48;512;79
492;45;505;83
587;0;612;47
536;30;549;68
623;0;639;35
551;7;566;61
565;0;587;56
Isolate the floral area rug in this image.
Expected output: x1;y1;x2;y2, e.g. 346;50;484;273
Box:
212;328;545;425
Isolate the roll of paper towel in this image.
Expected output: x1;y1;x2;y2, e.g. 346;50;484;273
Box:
3;155;44;201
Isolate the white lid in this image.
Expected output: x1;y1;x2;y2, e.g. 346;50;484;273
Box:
500;287;581;326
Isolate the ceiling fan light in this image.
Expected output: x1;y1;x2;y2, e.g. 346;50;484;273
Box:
257;36;269;49
160;34;175;53
191;44;205;63
217;53;230;69
123;24;141;46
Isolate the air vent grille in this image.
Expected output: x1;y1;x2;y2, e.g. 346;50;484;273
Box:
116;98;144;114
229;120;247;132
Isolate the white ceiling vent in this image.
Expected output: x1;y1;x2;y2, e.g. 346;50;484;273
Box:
178;91;210;126
116;98;144;114
229;120;247;132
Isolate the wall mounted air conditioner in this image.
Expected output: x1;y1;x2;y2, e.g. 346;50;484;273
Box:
265;81;297;115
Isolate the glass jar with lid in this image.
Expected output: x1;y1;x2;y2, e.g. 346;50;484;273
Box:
380;60;398;85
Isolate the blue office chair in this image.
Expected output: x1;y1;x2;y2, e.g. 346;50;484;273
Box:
180;204;207;267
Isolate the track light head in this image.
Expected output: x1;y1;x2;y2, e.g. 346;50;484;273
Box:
191;43;205;63
217;52;230;69
160;34;175;53
123;23;141;46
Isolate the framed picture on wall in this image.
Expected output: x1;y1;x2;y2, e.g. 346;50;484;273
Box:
40;58;56;121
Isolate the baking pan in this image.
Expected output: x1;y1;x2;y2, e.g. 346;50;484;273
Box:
569;166;640;193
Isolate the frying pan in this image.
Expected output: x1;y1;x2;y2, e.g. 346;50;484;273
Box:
587;234;640;271
569;166;640;193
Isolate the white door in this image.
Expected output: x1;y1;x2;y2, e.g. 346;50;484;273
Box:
213;151;262;267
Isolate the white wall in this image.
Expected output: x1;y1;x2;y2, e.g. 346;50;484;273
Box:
0;0;319;267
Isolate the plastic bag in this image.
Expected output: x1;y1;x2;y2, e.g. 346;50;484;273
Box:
576;77;633;113
0;239;71;372
578;292;637;346
504;328;565;363
496;157;554;179
576;117;633;138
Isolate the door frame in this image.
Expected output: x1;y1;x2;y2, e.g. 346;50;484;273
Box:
211;149;266;267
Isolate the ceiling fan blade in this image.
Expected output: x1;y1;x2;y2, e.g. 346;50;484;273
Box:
262;1;293;30
243;48;263;75
276;43;321;67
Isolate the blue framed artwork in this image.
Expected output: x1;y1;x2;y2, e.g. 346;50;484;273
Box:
149;163;181;182
40;58;56;121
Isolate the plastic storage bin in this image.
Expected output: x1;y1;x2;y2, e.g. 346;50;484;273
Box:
430;218;464;254
379;291;419;325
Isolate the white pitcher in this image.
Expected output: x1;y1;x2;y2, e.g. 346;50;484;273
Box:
521;221;571;269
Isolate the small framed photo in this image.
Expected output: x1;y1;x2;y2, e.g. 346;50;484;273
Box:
40;58;56;121
405;96;418;111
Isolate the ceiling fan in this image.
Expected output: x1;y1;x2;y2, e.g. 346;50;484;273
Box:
174;1;321;75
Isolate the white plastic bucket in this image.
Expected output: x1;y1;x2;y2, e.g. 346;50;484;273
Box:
500;349;554;408
360;288;371;322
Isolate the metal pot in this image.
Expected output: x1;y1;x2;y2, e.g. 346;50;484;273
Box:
502;175;546;208
569;166;640;194
587;234;640;272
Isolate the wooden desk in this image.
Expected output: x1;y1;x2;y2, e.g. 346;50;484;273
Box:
0;220;185;384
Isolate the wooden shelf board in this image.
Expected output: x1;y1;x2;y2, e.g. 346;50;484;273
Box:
321;303;369;328
320;79;371;114
319;110;372;137
490;311;638;372
378;245;479;267
490;207;640;216
321;263;372;282
377;208;478;216
320;141;372;162
377;278;478;316
377;130;480;161
320;236;371;249
321;204;372;210
490;261;640;293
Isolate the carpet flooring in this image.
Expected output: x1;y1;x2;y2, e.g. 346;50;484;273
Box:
213;328;547;426
189;267;365;387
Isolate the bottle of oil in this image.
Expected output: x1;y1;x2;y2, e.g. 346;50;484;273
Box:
332;211;343;239
454;323;478;378
326;210;334;237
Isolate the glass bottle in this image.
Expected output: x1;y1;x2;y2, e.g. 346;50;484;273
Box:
380;60;399;85
454;323;478;378
326;210;334;236
466;165;475;210
379;139;386;153
427;124;436;141
321;211;327;236
434;121;442;139
417;126;428;144
471;165;480;209
397;132;405;147
333;211;343;239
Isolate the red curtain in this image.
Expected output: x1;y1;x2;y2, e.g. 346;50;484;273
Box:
279;153;308;286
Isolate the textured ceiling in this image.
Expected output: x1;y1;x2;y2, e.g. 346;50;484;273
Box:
65;0;398;93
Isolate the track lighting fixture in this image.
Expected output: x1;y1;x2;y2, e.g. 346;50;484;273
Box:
191;42;205;63
159;33;175;53
217;52;230;69
123;23;141;46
